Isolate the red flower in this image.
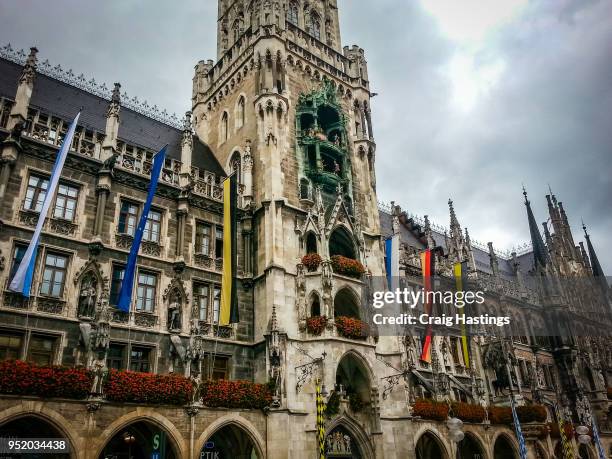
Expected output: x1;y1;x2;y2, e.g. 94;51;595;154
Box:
199;380;272;409
412;398;449;421
451;401;486;423
330;255;365;279
335;316;369;340
306;316;328;335
301;253;322;272
103;370;193;405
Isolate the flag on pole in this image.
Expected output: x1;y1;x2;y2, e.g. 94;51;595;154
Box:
555;405;575;459
384;233;399;290
9;112;81;297
510;395;528;459
117;146;167;312
590;406;606;459
420;248;434;363
315;379;326;459
219;173;239;325
454;261;470;368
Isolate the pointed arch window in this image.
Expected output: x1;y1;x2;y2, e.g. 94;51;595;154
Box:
308;12;321;40
230;151;242;182
287;2;299;25
220;112;229;142
236;96;246;129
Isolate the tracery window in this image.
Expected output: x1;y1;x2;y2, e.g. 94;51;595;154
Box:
308;11;321;40
287;2;299;25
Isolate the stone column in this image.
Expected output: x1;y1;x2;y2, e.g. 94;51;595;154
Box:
242;140;253;205
93;173;112;239
176;208;187;259
365;107;374;139
101;83;121;163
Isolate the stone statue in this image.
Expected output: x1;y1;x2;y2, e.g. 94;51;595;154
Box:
90;350;108;395
168;294;181;331
78;275;98;318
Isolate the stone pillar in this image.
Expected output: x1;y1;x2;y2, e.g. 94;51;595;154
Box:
8;47;37;130
176;208;187;259
101;83;121;162
360;107;367;139
242;140;253;205
180;111;194;188
0;130;22;204
93;173;112;240
365;107;374;139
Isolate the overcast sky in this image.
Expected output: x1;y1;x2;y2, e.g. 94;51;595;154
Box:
1;0;610;273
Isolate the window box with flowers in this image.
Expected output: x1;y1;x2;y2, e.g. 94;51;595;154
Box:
411;398;449;421
198;379;273;409
335;316;369;340
0;360;93;400
306;316;328;335
104;369;193;405
301;253;322;272
488;404;547;424
549;421;574;438
330;255;365;279
450;401;487;423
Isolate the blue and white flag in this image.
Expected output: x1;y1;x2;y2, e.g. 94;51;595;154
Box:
510;396;528;459
591;410;606;459
9;112;81;297
116;146;167;312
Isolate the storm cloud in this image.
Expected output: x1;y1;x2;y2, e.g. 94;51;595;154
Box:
1;0;610;272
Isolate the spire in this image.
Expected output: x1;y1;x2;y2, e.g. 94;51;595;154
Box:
8;46;38;130
488;242;500;277
102;82;121;158
583;223;607;289
523;187;548;270
423;215;435;249
448;199;462;239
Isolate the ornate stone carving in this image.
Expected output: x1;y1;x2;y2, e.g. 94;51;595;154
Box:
111;309;129;324
134;312;158;328
141;240;162;257
115;233;133;249
194;253;213;269
78;273;98;319
36;297;65;314
2;291;30;309
18;209;39;227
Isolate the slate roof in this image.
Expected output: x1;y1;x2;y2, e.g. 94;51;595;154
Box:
0;57;223;175
379;209;532;281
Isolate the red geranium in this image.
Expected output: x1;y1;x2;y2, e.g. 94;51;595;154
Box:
335;316;369;340
451;401;486;423
103;369;193;405
0;360;92;400
330;255;365;279
302;253;322;272
199;379;272;409
412;398;449;421
306;316;328;335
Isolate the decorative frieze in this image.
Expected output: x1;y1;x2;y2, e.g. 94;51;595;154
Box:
134;312;158;328
48;217;78;236
2;291;30;309
36;297;65;314
141;241;162;257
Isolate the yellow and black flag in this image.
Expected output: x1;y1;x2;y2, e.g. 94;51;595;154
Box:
220;174;239;326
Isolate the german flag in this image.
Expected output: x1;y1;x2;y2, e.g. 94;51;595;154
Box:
420;249;434;363
220;174;239;325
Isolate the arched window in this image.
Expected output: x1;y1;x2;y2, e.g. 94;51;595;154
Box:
236;95;246;128
287;2;298;25
305;232;317;254
310;293;321;317
232;20;241;42
308;11;321;40
230;151;241;182
220;112;229;142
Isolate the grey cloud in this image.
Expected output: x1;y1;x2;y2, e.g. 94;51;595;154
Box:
1;0;609;272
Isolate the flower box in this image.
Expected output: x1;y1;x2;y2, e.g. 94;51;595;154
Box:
335;316;369;340
549;422;574;438
330;255;365;279
412;398;449;421
306;316;328;335
0;360;92;400
451;401;486;423
104;369;193;405
488;404;548;424
199;379;272;409
301;253;322;272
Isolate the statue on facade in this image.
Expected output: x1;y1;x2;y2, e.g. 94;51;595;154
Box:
90;350;108;396
78;274;98;318
168;294;182;331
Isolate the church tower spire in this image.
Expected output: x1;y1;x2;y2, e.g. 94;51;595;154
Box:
523;187;548;270
583;222;608;290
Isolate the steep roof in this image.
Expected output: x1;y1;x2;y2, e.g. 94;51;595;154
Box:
0;56;223;174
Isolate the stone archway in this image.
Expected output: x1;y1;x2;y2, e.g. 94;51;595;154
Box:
334;287;361;319
415;430;450;459
199;421;263;459
335;351;373;413
324;417;375;459
458;432;486;459
329;226;356;259
97;419;181;459
493;433;519;459
0;414;72;459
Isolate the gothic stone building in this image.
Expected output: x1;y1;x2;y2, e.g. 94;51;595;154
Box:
0;1;610;458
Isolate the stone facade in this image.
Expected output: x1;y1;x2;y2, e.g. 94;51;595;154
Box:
0;1;611;459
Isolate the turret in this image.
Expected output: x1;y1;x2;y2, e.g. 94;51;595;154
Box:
523;188;549;271
101;83;121;161
8;47;37;130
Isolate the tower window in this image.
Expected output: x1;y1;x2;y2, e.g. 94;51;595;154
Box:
220;112;229;142
308;12;321;40
236;96;246;129
287;2;298;25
